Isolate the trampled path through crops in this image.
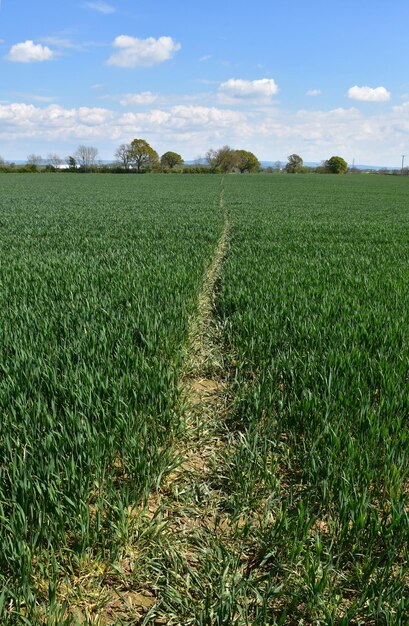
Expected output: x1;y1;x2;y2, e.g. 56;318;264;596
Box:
138;177;236;622
64;177;234;624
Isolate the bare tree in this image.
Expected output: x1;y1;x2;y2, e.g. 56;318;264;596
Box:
26;154;43;168
114;143;131;169
47;153;63;169
74;145;99;168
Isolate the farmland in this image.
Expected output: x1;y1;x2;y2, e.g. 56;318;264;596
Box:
215;175;409;624
0;174;223;623
0;173;408;624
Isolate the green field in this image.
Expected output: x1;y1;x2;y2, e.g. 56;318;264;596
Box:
0;173;407;624
216;175;409;624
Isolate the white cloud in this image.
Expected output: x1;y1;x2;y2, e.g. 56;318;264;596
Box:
0;102;248;157
0;103;114;131
118;105;246;134
83;1;115;14
306;89;321;96
170;105;245;128
0;102;244;137
200;55;211;62
0;98;407;167
6;40;54;63
347;85;391;102
219;78;279;100
119;92;159;106
392;101;409;113
107;35;181;68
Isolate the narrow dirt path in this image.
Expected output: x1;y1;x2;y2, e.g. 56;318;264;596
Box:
149;176;230;510
137;177;234;623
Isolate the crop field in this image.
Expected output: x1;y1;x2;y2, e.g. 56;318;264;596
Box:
0;174;223;623
0;173;408;624
214;175;409;624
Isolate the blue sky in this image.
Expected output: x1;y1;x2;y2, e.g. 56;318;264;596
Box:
1;0;408;165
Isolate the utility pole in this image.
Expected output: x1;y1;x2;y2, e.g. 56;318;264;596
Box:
401;155;406;175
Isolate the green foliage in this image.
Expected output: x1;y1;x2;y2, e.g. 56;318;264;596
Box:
67;156;77;170
206;146;260;173
285;153;304;173
206;145;237;172
128;138;159;172
160;151;184;170
215;174;409;623
1;173;407;623
235;149;260;173
0;173;223;621
326;155;348;173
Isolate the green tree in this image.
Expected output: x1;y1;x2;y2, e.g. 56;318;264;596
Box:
285;154;303;173
206;145;239;172
235;150;260;173
67;156;77;170
325;155;348;174
129;138;159;173
161;151;184;170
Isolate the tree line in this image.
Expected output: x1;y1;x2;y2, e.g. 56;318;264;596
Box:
283;154;348;174
0;141;261;174
0;140;406;175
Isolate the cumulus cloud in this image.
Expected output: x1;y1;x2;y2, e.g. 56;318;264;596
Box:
219;78;279;100
0;99;407;167
0;103;114;132
392;101;409;114
306;89;321;96
119;92;158;106
347;85;391;102
0;102;245;143
118;106;246;135
107;35;181;68
83;2;115;13
6;40;54;63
